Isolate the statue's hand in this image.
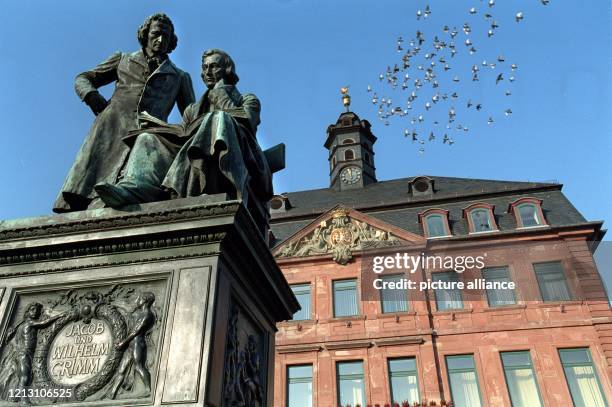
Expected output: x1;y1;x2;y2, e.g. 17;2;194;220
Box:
209;86;239;110
84;91;109;116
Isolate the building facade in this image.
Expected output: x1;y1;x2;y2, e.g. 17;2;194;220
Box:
269;111;611;406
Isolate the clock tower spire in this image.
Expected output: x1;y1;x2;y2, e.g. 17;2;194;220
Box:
325;88;377;191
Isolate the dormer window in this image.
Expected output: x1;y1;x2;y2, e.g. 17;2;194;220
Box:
509;198;547;228
463;203;498;234
471;209;492;232
419;209;451;238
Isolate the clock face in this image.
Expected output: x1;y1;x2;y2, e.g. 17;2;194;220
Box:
341;166;362;184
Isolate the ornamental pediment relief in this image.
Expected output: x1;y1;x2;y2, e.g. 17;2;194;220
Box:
273;206;423;265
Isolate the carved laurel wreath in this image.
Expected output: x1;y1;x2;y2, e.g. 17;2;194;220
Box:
36;301;127;402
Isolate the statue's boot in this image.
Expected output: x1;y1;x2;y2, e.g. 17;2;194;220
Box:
94;132;178;208
94;183;140;209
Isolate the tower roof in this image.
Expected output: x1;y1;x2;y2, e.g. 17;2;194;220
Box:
324;111;376;149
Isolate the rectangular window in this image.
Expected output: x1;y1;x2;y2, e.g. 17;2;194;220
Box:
433;272;463;310
482;267;516;307
446;355;483;407
287;365;313;407
290;284;311;321
380;275;409;313
388;358;420;404
501;351;543;407
559;348;608;407
333;279;359;317
337;361;366;407
533;262;572;302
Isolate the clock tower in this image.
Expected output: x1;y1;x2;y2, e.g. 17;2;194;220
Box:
325;110;377;191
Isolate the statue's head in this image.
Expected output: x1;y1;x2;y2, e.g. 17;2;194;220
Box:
137;292;155;307
138;13;178;57
201;48;239;89
25;302;43;319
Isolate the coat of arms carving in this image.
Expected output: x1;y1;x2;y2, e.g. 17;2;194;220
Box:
276;207;403;265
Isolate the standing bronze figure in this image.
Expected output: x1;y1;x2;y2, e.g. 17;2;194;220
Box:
108;292;156;399
0;303;61;400
53;13;195;213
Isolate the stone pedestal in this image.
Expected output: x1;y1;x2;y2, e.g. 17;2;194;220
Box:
0;196;298;406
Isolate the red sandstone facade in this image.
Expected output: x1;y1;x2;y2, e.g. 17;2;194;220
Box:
272;211;611;406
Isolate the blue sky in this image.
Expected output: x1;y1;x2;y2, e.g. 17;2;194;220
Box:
0;0;610;240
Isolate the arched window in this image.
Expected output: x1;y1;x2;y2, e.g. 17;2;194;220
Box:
419;209;451;238
463;204;498;234
342;138;355;145
426;215;447;237
344;149;355;160
470;209;492;232
518;204;541;227
509;198;547;228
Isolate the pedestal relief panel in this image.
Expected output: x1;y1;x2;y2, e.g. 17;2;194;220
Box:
0;280;167;405
222;298;267;407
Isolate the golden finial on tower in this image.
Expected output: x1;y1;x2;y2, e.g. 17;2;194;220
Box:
340;86;351;112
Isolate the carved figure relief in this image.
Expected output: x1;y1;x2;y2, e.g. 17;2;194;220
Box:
223;303;264;407
0;303;61;401
106;292;156;399
0;284;163;405
276;207;403;264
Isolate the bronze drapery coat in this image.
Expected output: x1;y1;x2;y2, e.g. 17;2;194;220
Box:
53;50;194;212
162;85;273;204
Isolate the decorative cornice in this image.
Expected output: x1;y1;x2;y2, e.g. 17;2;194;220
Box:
324;340;373;350
0;232;225;267
0;249;220;277
274;336;426;353
0;201;241;242
373;336;425;347
276;344;323;354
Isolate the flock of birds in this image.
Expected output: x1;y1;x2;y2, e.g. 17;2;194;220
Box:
365;0;551;153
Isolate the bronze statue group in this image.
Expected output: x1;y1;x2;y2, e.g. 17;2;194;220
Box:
54;13;273;223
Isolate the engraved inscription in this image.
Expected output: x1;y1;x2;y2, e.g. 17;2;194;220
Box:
48;320;112;385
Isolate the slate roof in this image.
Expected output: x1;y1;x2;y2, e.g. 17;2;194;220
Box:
270;176;595;246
